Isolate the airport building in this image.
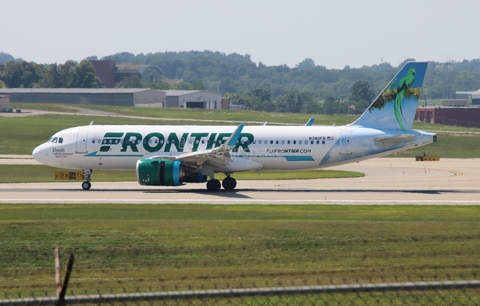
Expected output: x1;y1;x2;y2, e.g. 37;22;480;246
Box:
415;106;480;128
164;90;222;109
0;88;222;109
0;88;166;107
0;95;10;111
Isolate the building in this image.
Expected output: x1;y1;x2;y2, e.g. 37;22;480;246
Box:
0;95;10;110
442;99;469;107
221;97;230;109
91;60;164;88
472;89;480;105
416;106;480;128
164;90;221;109
0;88;166;107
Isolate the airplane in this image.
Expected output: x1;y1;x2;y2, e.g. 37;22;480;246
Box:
32;62;436;192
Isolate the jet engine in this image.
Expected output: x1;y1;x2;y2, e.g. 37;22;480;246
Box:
136;158;206;186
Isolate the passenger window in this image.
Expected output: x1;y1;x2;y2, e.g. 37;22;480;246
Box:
287;140;290;144
276;140;279;145
293;140;296;145
299;140;302;145
92;139;95;143
281;140;285;145
258;140;262;144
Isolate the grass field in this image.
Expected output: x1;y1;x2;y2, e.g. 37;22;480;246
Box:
0;165;363;183
1;204;480;302
2;104;480;303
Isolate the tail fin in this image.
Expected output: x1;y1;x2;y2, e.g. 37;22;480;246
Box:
350;61;428;132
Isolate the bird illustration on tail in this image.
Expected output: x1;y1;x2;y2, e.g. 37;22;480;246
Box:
394;68;416;132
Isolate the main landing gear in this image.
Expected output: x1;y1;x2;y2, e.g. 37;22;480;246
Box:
81;169;93;190
206;176;237;192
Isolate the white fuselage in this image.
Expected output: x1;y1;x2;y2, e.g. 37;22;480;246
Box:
32;124;435;173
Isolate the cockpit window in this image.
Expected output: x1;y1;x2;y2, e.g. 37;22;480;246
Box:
50;137;58;143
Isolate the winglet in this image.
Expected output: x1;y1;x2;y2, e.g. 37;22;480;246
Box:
211;123;244;154
224;123;244;148
305;117;315;126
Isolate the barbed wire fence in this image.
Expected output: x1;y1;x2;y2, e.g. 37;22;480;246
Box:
1;249;480;305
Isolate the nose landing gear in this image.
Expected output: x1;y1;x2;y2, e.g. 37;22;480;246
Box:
81;169;93;190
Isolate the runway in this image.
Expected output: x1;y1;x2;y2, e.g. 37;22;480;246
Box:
1;157;480;205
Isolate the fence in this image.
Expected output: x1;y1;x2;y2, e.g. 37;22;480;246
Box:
1;280;480;305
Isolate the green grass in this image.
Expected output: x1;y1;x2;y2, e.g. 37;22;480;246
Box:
1;204;480;301
11;103;80;113
0;165;363;183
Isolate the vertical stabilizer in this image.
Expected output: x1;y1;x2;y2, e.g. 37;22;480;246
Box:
350;62;428;132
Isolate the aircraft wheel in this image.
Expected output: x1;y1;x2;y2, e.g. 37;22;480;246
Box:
222;177;237;190
82;181;91;190
206;179;221;192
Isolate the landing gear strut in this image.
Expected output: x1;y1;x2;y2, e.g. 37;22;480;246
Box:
82;169;92;190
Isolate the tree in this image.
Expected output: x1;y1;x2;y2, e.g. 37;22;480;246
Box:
454;71;480;91
115;75;144;88
348;80;374;114
275;90;310;113
323;96;337;115
302;97;322;114
58;60;77;87
296;58;315;71
39;63;62;88
246;88;274;111
0;61;39;88
70;60;102;88
146;81;170;90
0;52;15;64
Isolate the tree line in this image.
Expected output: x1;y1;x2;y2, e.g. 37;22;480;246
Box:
1;51;480;115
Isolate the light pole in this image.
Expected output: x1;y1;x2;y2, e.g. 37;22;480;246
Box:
424;94;427;122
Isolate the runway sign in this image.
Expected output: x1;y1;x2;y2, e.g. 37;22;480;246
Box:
55;172;85;180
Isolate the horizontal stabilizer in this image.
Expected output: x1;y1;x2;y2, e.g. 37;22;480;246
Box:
375;134;414;147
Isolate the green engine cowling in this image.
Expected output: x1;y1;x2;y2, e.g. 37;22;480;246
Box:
136;158;207;186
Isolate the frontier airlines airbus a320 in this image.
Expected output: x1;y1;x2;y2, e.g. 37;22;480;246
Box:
32;62;436;191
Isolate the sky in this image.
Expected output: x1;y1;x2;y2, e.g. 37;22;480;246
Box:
1;0;479;69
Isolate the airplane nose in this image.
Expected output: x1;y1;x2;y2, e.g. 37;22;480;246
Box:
32;144;48;162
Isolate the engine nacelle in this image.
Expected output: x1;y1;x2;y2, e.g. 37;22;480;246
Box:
136;158;207;186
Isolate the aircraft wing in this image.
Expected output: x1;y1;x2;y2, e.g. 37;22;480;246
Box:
146;123;245;168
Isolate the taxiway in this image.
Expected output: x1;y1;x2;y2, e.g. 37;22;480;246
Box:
1;157;479;205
